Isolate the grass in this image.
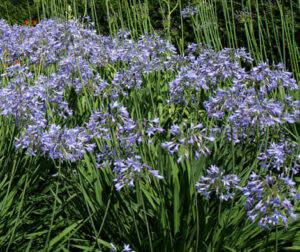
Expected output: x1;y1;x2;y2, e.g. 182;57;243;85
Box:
0;0;299;251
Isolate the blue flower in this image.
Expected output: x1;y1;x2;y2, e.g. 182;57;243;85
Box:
196;165;240;201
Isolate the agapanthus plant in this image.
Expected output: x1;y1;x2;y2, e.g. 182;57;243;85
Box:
203;61;299;143
258;138;300;175
161;122;215;163
237;172;300;229
87;102;164;190
195;165;240;201
168;46;253;106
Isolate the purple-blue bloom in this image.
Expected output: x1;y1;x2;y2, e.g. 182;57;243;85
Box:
162;122;215;161
196;165;240;201
237;172;299;229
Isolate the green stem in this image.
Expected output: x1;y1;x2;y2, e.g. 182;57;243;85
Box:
137;181;153;252
44;159;61;251
6;157;31;252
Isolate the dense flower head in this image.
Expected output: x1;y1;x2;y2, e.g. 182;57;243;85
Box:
258;138;299;175
203;62;299;143
0;74;46;126
237;172;299;229
195;165;240;201
15;124;95;161
249;61;298;93
168;47;252;105
86;103;141;151
113;155;163;191
161;122;215;162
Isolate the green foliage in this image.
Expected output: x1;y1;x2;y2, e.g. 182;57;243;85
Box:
0;0;37;24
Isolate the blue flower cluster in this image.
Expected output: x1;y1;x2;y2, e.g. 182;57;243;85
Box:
237;172;299;229
0;19;173;190
86;103;164;190
203;63;298;143
196;165;240;201
258;139;299;175
161;122;215;163
168;46;252;106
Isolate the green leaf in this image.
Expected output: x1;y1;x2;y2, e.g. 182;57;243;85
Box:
173;166;180;235
96;238;116;249
282;246;300;251
25;230;48;238
71;245;95;251
48;221;81;249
